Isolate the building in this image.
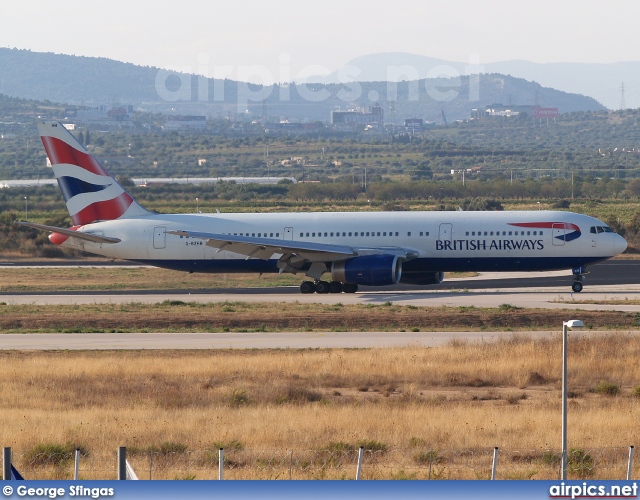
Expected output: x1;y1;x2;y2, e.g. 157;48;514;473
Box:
163;115;207;131
76;104;134;123
331;104;384;129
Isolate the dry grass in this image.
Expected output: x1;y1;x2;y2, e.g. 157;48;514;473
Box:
0;267;301;291
0;302;639;332
0;267;476;292
2;333;640;478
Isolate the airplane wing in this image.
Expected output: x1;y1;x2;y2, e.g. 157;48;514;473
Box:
17;222;121;244
168;230;417;263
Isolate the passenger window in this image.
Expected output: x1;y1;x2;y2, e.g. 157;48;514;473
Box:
306;232;309;237
527;231;531;236
349;232;352;236
324;232;328;237
276;233;279;237
383;232;387;236
366;232;370;236
377;232;380;236
464;232;467;236
533;231;536;236
426;232;429;236
539;231;543;236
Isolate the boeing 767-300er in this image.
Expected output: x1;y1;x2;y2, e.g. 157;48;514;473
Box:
19;122;628;294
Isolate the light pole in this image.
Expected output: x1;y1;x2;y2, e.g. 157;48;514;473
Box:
24;196;28;221
196;198;199;213
562;319;584;480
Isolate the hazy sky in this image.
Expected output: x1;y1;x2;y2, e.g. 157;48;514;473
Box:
1;0;639;84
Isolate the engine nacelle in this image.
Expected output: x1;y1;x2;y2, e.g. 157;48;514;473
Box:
331;255;402;286
399;271;445;285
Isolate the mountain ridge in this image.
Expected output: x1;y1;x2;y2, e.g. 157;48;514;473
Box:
0;48;606;122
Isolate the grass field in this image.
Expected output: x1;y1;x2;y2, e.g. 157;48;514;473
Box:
1;266;638;479
0;301;638;333
2;334;640;479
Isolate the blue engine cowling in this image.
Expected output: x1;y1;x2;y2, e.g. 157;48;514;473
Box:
399;271;444;285
331;255;402;286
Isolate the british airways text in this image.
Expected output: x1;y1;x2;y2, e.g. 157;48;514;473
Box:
435;239;545;251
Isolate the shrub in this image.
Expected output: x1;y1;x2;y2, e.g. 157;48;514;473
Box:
227;388;251;407
24;442;87;467
594;380;620;396
158;442;188;455
413;450;442;465
274;384;322;404
568;448;594;478
357;440;388;453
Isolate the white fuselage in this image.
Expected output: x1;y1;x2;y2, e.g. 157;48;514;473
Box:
59;210;626;276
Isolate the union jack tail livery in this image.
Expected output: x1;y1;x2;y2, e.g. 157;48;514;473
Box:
36;122;150;225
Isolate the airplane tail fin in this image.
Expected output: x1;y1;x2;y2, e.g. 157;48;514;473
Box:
37;121;151;225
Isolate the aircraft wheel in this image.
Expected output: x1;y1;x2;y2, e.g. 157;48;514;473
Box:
300;281;316;294
329;281;343;293
571;281;583;293
315;281;330;294
342;283;358;294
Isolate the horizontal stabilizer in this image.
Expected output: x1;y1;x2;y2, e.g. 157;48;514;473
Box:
17;221;121;244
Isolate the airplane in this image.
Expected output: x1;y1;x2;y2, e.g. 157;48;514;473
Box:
19;121;627;294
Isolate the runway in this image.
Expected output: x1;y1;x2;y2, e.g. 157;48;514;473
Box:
0;259;639;350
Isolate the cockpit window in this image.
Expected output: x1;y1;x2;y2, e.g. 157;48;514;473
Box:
590;226;597;234
603;226;613;233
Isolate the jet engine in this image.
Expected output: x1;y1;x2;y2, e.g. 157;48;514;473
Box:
331;255;402;286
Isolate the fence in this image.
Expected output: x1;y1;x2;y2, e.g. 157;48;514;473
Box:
3;446;637;480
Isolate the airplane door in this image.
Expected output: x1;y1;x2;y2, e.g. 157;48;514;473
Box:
438;223;452;242
153;226;166;249
552;223;565;246
284;227;293;240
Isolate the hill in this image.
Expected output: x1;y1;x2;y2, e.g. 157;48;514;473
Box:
0;48;605;123
314;52;640;110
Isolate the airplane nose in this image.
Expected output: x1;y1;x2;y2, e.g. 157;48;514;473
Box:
614;234;627;255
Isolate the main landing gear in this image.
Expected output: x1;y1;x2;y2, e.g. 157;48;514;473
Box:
300;280;358;294
571;266;587;293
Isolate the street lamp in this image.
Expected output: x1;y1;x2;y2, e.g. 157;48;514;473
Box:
24;196;28;221
196;197;199;213
562;319;584;480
